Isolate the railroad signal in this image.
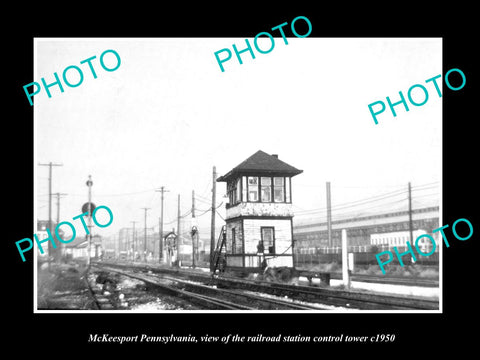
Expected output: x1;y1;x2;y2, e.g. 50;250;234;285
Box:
82;202;96;216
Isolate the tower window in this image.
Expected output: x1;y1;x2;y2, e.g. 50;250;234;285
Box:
244;176;290;203
273;177;285;202
248;177;259;201
261;177;272;202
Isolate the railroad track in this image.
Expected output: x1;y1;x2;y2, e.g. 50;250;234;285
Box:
92;265;321;310
160;275;323;310
329;272;439;287
84;271;118;310
215;277;438;310
90;265;250;310
94;262;439;310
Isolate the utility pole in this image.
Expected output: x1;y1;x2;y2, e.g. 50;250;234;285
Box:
117;231;121;260
130;221;137;261
326;182;332;248
155;186;169;263
54;192;67;262
141;208;150;262
192;189;196;218
191;189;196;268
176;194;181;266
342;229;350;289
113;234;117;259
125;228;130;261
210;166;217;272
408;182;414;246
86;175;93;267
55;193;68;225
38;162;63;268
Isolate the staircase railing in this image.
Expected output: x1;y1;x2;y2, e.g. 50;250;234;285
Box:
211;225;226;275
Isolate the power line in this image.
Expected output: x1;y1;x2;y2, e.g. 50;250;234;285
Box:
67;188;159;197
181;209;192;218
194;196;211;204
411;181;439;189
331;197;409;219
294;188;408;215
295;184;421;218
296;197;410;219
295;182;439;216
195;208;212;217
195;190;211;199
215;209;225;221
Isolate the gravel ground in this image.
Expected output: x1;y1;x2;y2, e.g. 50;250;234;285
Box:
37;263;197;310
37;263;97;310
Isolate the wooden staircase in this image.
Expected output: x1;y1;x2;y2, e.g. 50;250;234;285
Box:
211;225;227;276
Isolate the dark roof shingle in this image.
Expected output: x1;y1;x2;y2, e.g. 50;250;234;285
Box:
217;150;303;182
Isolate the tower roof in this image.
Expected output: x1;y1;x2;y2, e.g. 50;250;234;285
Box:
217;150;303;182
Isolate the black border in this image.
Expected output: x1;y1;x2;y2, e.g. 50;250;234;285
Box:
5;4;478;354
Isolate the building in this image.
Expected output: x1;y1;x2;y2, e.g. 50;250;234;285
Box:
36;220;66;260
293;206;440;266
64;234;102;261
293;206;440;250
217;150;303;270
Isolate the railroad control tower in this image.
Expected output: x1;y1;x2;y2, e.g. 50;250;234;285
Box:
217;150;303;271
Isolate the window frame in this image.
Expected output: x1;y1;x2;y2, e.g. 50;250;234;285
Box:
273;176;285;203
242;175;292;204
261;176;272;202
247;176;260;202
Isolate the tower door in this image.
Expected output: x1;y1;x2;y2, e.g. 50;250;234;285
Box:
261;227;275;254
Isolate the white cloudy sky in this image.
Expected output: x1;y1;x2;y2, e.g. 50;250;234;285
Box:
34;37;442;238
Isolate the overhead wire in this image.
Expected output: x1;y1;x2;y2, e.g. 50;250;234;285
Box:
294;188;409;215
295;183;439;221
294;182;439;217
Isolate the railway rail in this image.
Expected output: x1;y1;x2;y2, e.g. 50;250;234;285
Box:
215;276;438;310
91;265;323;310
84;271;117;310
329;272;438;287
93;261;439;310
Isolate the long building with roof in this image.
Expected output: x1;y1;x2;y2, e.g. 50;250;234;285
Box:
293;205;440;253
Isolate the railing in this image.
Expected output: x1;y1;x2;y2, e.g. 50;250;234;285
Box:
211;225;226;274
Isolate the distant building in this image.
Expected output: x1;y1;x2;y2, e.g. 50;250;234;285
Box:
293;206;440;252
64;234;102;261
36;220;64;259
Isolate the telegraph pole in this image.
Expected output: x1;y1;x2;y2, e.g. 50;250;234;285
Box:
155;186;169;262
326;182;332;248
176;194;181;266
55;192;67;262
141;208;150;262
55;193;68;225
38;162;63;268
125;228;130;261
210;166;217;272
86;175;93;267
130;221;137;261
342;229;350;289
192;189;196;219
408;182;414;244
191;189;196;268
